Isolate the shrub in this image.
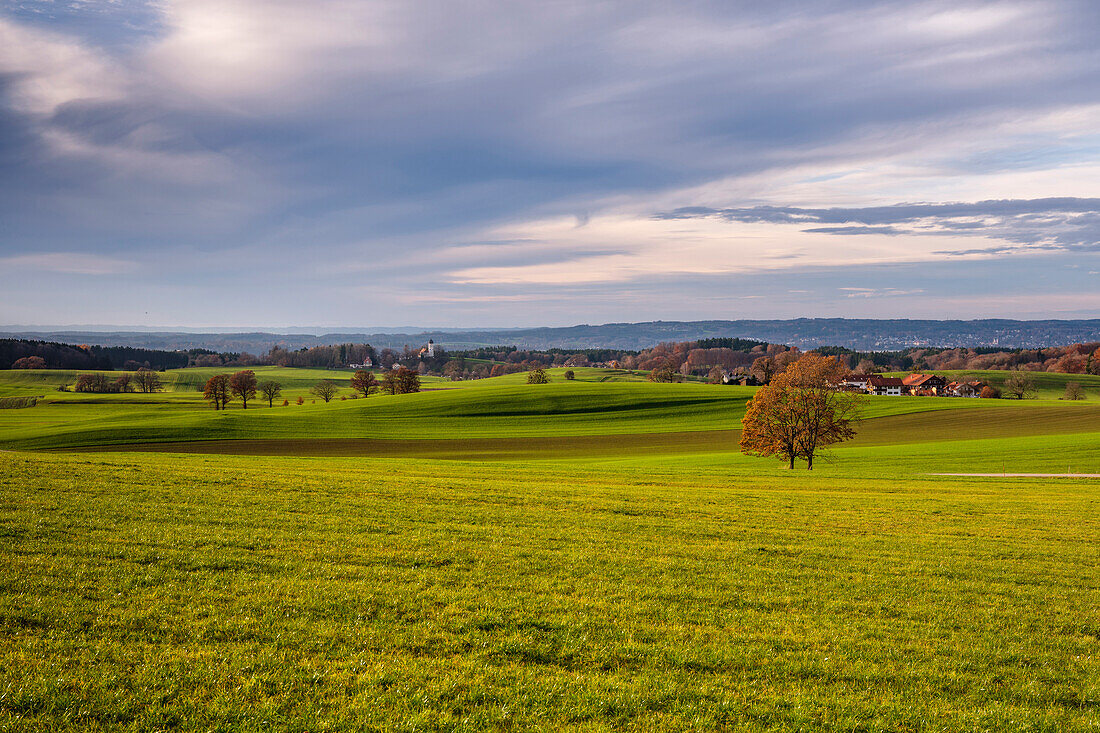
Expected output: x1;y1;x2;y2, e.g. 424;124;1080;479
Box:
563;370;575;380
527;368;550;384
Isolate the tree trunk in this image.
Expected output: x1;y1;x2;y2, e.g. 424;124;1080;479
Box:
806;453;813;470
788;455;795;470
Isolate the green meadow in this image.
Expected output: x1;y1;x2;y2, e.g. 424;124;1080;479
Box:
1;366;1098;730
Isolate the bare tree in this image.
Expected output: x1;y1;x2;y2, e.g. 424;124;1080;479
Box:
259;380;282;407
1003;369;1038;399
1063;382;1085;401
310;379;339;403
855;358;877;374
133;368;162;393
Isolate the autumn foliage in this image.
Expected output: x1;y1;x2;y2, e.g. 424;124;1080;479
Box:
382;367;421;395
202;374;231;410
229;370;257;408
740;354;861;470
350;370;379;397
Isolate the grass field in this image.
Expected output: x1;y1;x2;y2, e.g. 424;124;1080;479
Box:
1;366;1098;730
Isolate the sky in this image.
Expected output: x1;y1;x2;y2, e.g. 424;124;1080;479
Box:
1;0;1099;328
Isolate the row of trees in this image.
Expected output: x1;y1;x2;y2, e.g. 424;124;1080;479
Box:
202;371;277;409
73;368;162;394
200;368;422;409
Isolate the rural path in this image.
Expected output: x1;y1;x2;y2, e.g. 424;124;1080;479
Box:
930;473;1100;478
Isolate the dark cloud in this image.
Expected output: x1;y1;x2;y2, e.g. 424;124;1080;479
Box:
659;198;1100;255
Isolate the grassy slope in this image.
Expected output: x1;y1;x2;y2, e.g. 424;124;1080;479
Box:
2;368;1099;455
2;367;1100;729
1;451;1097;731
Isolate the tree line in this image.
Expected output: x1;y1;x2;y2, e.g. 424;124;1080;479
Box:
200;368;421;409
1;339;188;371
8;334;1100;381
72;369;163;394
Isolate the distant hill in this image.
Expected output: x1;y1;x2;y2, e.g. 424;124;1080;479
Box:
2;318;1099;352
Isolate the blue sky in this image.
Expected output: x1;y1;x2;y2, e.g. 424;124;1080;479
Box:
1;0;1099;328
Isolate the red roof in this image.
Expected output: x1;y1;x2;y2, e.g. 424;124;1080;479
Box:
868;376;905;387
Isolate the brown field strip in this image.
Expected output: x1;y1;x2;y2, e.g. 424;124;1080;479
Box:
66;430;741;459
55;404;1100;458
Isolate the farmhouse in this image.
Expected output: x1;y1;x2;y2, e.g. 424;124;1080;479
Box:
867;376;905;396
902;373;947;395
947;380;986;398
838;373;877;391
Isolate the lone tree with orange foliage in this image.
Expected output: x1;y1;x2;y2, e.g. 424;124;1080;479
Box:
203;374;232;410
740;353;862;470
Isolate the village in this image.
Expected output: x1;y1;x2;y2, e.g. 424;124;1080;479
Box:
836;372;993;397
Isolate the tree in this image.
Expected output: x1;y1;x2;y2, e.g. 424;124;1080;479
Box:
855;358;877;375
980;385;1001;399
203;374;232;410
1063;382;1085;401
12;356;46;369
112;374;133;393
740;354;861;470
706;366;724;384
133;368;161;393
396;366;421;394
750;356;776;384
381;367;420;395
1003;369;1038;399
563;369;575;380
527;368;550;384
228;370;257;408
311;379;339;403
259;380;282;407
350;370;379;396
489;364;506;378
75;373;110;393
647;366;675;383
443;360;464;380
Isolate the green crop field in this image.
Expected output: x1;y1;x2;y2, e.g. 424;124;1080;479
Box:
1;365;1098;731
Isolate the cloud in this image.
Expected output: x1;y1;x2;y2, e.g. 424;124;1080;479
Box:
0;252;139;275
840;287;926;298
655;198;1100;256
2;1;1100;324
